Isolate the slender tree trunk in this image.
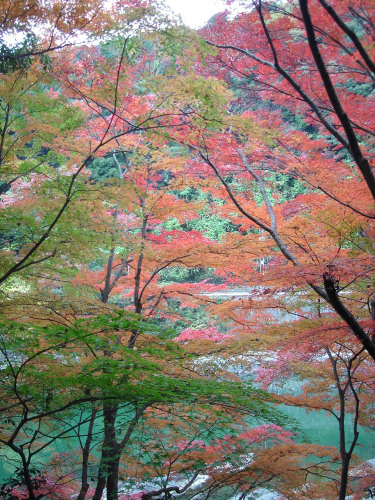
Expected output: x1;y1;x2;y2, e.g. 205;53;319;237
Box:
129;202;147;348
92;451;109;500
326;348;361;500
299;0;375;202
21;452;36;500
94;186;149;499
337;392;349;500
92;403;119;500
102;404;119;500
92;404;147;500
338;454;350;500
76;407;97;500
106;453;121;500
7;427;37;500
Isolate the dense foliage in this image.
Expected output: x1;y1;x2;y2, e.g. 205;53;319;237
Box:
1;1;375;499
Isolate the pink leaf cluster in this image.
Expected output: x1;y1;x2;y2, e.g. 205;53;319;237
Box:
3;474;72;499
174;327;233;343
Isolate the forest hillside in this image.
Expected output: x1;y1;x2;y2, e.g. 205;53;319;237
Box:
0;1;375;499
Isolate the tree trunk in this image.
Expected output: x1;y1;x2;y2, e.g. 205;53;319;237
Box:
21;452;37;500
92;462;107;500
106;453;121;500
93;404;147;500
337;404;349;500
326;348;360;500
93;192;149;499
92;403;118;500
76;407;97;500
338;453;350;500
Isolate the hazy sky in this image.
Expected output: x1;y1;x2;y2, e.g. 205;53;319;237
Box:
164;0;226;28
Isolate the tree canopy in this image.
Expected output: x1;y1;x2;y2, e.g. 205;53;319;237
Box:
1;1;375;499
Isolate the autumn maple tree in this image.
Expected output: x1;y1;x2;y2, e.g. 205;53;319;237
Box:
0;0;170;289
1;0;375;499
0;20;293;500
196;0;375;359
174;0;375;496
